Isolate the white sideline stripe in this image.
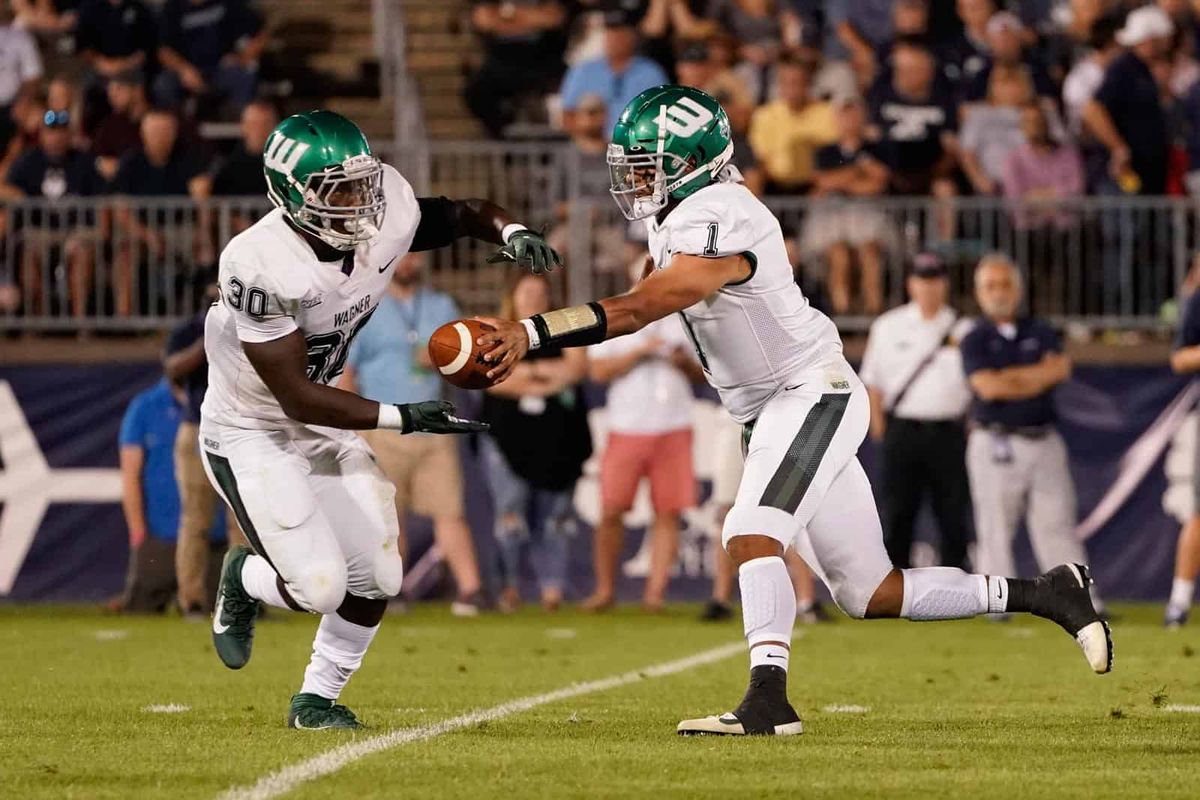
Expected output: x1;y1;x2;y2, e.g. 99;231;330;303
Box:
1163;704;1200;713
92;629;129;641
218;640;744;800
143;703;190;713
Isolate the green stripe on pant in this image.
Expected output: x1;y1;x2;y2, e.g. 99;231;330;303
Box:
204;451;276;571
758;393;850;513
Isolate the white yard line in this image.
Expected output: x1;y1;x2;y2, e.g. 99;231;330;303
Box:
1162;704;1200;713
143;704;190;714
822;704;870;714
218;640;744;800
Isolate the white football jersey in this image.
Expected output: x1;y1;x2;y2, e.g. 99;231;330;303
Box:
645;180;843;423
202;164;421;430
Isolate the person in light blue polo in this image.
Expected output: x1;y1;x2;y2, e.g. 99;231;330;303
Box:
343;252;486;615
560;7;668;134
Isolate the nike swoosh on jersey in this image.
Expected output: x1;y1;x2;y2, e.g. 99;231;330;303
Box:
378;255;398;274
212;595;229;634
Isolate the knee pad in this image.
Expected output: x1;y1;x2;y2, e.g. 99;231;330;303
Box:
293;561;348;615
829;579;872;620
826;564;892;619
722;504;798;550
372;549;404;599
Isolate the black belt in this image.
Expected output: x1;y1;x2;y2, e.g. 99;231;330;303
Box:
974;422;1054;440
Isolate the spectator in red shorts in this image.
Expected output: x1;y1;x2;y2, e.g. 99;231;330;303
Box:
584;278;705;612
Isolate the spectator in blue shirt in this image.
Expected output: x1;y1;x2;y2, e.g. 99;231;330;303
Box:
560;7;669;135
119;377;230;613
960;254;1097;608
343;252;485;616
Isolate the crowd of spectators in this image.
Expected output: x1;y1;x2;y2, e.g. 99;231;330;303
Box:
0;0;271;320
467;0;1200;313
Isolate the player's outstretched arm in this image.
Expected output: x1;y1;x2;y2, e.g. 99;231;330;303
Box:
241;332;487;434
411;196;561;274
476;252;749;382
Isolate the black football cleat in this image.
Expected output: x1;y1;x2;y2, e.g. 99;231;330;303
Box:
699;600;733;622
1030;564;1113;674
677;665;804;736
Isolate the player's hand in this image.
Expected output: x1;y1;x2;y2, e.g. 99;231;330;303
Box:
486;229;562;274
474;316;530;383
400;401;489;434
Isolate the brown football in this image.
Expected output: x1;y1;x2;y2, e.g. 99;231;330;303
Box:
428;319;498;390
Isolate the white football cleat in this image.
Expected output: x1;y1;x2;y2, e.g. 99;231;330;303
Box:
677;713;803;736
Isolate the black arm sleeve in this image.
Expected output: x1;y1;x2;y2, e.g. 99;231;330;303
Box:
410;196;461;252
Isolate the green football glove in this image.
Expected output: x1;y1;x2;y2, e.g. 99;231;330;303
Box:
487;229;562;274
399;401;489;434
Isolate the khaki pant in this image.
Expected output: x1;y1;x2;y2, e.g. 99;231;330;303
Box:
358;430;465;552
175;421;246;610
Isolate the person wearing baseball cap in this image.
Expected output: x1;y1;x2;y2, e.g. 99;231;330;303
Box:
1083;4;1173;312
859;252;974;572
1083;5;1172;195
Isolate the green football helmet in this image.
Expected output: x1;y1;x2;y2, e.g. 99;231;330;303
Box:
263;110;385;250
608;85;734;220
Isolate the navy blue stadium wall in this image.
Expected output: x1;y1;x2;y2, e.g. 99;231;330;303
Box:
0;361;1192;603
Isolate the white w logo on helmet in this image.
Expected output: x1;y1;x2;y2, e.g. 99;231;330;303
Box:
264;133;310;177
661;97;714;137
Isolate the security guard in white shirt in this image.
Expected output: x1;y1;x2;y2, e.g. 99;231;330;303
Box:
860;253;974;569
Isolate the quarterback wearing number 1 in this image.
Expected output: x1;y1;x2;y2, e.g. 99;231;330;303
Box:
479;86;1112;736
200;110;560;729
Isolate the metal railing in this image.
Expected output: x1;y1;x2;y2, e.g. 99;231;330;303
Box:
1;149;1198;331
0;197;272;331
564;195;1196;333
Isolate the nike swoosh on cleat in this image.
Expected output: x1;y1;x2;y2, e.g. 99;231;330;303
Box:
212;595;229;635
378;256;397;274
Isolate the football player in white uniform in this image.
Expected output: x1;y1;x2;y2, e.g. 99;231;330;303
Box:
201;110;561;729
478;86;1112;736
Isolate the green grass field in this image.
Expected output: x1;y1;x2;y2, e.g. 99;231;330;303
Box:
2;603;1198;799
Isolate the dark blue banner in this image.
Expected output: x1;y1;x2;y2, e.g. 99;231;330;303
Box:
0;362;1191;603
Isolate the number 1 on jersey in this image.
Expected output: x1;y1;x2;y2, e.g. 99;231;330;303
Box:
703;222;719;256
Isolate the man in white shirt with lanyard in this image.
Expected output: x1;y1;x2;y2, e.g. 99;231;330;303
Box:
861;252;974;570
585;311;704;611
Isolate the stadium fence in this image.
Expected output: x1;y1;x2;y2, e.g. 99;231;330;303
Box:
0;141;1196;331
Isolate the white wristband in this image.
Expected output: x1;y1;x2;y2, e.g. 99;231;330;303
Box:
377;403;406;431
502;223;528;243
521;318;541;350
